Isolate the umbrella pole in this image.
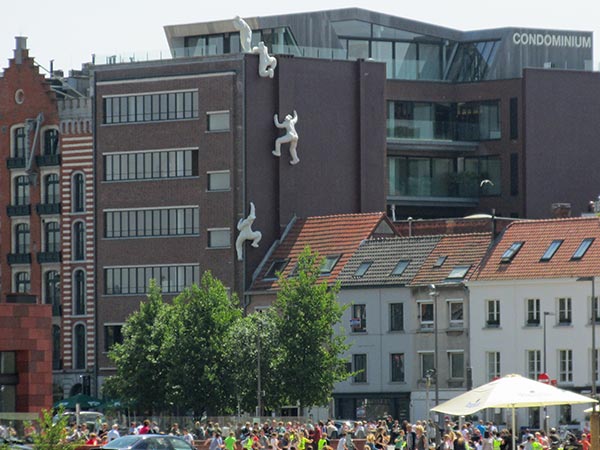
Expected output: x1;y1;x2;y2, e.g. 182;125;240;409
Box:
512;406;516;450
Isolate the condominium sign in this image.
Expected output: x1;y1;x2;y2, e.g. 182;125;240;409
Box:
513;32;592;48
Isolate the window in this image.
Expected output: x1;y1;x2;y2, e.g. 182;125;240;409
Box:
390;303;404;331
44;222;60;253
208;229;230;248
527;350;541;380
105;207;199;238
15;272;30;293
433;256;447;267
207;111;230;131
526;298;540;325
509;97;519;140
105;264;200;295
354;261;372;277
558;297;572;324
52;325;61;370
207;171;230;191
391;353;405;382
592;296;600;324
487;351;501;380
264;259;289;280
44;129;59;155
351;304;366;332
73;270;86;315
501;242;524;263
73;221;85;261
487;299;500;326
419;301;434;329
420;352;434;379
44;174;60;204
541;240;563;261
103;90;198;124
14;223;30;254
105;149;198;181
572;238;594;260
14;176;30;205
559;349;573;382
510;153;519;196
45;271;61;316
321;255;341;274
390;260;410;276
353;354;367;383
72;173;85;212
448;301;464;327
447;265;470;280
104;325;123;352
13;127;26;158
449;351;465;379
74;324;86;370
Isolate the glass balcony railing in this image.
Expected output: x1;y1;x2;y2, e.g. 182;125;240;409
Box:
388;175;481;199
387;119;501;141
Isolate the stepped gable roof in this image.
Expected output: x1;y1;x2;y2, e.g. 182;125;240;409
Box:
251;212;396;291
338;236;442;287
474;217;600;280
410;232;493;287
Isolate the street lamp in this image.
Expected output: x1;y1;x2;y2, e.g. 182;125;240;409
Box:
429;284;440;445
543;311;554;434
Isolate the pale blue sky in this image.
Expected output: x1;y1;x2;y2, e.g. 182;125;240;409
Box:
2;0;599;73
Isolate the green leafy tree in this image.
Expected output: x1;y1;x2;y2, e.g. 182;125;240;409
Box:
272;246;351;412
29;407;74;450
108;280;171;413
160;271;243;415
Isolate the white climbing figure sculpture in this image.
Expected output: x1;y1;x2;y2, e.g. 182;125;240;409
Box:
232;16;252;53
273;110;299;165
236;202;262;261
252;42;277;78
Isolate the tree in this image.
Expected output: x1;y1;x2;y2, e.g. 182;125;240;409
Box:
29;407;74;450
271;246;351;412
107;280;171;413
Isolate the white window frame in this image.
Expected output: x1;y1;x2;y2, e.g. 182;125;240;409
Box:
447;299;464;328
559;349;573;383
526;298;540;326
526;349;541;380
417;300;434;330
487;351;501;381
486;299;500;326
558;297;572;324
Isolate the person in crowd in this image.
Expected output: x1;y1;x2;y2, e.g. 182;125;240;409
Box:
86;432;100;446
139;420;151;435
107;424;120;442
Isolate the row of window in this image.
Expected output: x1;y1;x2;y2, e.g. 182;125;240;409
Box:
12;221;86;260
13;173;86;212
350;350;465;383
487;349;575;383
53;324;88;370
486;297;600;327
500;238;594;263
12;127;59;159
104;149;197;181
105;264;200;295
105;207;200;238
103;91;198;124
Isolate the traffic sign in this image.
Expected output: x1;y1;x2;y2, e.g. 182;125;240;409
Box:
538;372;550;384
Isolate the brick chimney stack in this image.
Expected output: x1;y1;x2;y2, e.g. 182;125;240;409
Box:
14;36;27;64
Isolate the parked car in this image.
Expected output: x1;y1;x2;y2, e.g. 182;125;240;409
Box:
0;437;33;450
102;435;195;450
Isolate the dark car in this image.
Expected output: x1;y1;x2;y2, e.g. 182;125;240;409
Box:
103;435;194;450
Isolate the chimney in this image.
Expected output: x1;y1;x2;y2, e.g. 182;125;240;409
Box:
14;36;27;64
551;203;571;218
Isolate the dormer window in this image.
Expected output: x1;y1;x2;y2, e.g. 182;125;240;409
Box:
391;260;410;276
321;255;341;275
447;265;471;280
572;238;594;260
264;259;289;280
501;241;524;263
353;261;372;278
540;240;563;262
433;256;447;267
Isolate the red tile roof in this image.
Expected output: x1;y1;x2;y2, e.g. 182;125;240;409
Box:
474;217;600;280
251;212;396;291
410;233;493;286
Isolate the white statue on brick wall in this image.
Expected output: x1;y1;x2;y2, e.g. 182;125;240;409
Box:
232;16;252;53
252;42;277;78
236;202;262;261
273;110;299;165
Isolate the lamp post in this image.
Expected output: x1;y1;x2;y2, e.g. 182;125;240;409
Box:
429;284;440;445
577;276;598;450
256;312;262;419
543;311;554;434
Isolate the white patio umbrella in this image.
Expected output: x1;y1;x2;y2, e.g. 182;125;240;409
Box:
431;374;597;450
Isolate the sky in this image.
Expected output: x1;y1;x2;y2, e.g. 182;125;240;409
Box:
1;0;600;74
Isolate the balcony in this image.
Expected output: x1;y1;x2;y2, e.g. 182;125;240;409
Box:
37;251;62;264
7;253;31;265
36;154;61;166
6;293;36;304
7;204;31;217
6;157;26;169
36;203;61;215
